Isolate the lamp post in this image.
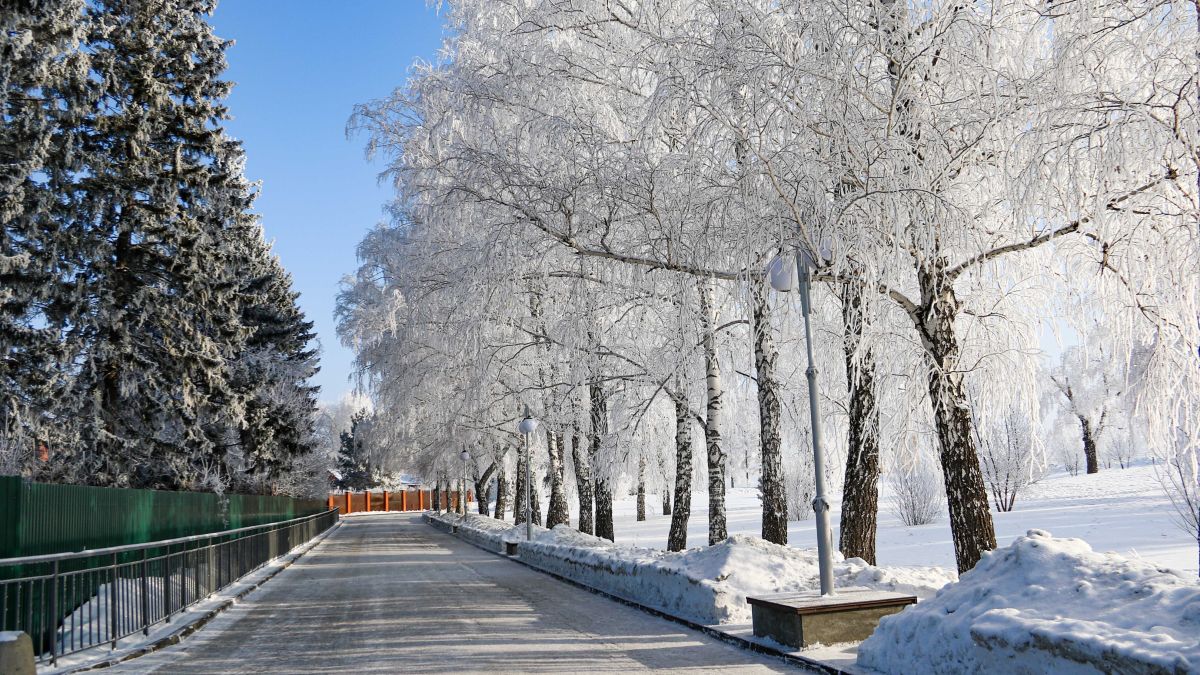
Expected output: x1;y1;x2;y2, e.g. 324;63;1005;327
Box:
769;249;836;597
459;448;470;522
518;406;539;541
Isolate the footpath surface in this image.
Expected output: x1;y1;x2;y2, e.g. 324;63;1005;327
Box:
103;512;803;673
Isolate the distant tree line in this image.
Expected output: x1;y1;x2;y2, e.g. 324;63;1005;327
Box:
1;0;322;495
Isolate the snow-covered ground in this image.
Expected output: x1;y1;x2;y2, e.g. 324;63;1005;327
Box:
596;461;1196;577
473;460;1196;673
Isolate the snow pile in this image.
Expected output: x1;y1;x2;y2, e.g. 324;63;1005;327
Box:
425;512;547;553
656;534;955;623
516;525;730;621
466;519;953;625
857;529;1200;674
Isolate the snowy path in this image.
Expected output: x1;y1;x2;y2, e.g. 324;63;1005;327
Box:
103;513;802;673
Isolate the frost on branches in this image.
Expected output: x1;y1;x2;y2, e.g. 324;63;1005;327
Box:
1;0;322;494
337;0;1196;573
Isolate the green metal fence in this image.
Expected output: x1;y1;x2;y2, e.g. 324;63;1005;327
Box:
0;477;327;559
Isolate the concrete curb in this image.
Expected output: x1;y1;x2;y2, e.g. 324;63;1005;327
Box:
60;519;344;673
424;514;850;675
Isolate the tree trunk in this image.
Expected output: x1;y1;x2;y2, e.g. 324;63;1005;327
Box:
474;461;498;516
495;464;509;521
750;279;788;545
1078;415;1100;474
838;284;882;565
698;279;728;545
546;431;570;528
636;452;647;521
571;425;595;535
530;468;543;526
590;380;615;541
918;262;998;574
514;450;528;525
96;227;134;485
659;453;673;515
594;475;614;540
667;389;693;552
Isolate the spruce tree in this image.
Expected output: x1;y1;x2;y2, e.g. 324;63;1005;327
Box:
336;410;374;491
0;0;89;474
230;230;320;492
67;0;250;488
3;0;321;490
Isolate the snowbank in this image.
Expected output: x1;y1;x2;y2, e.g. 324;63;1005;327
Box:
428;512;953;625
425;512;547;553
857;529;1200;674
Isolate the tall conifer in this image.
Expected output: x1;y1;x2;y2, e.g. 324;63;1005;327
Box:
1;0;89;472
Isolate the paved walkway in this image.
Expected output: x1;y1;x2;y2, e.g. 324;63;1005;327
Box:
106;513;801;673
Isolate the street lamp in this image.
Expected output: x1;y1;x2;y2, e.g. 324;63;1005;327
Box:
769;248;836;597
459;448;471;521
518;406;539;541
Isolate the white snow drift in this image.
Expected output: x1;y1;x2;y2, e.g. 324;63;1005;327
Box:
857;529;1200;674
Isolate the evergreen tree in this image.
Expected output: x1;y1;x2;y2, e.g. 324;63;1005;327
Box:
336;410;374;491
2;0;322;491
65;0;253;488
230;230;321;492
0;0;89;474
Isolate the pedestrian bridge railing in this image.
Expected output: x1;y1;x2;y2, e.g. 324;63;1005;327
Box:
0;508;339;666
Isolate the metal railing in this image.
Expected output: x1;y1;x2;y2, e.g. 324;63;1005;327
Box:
0;508;339;665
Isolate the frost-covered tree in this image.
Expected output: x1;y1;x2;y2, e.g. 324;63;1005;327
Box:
341;0;1196;578
1;0;89;474
1155;420;1199;577
977;410;1040;512
888;458;945;528
229;231;321;492
336;410;374;491
63;0;258;488
2;0;322;491
1050;345;1127;475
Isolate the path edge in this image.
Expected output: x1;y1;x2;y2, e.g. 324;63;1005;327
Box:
425;514;852;675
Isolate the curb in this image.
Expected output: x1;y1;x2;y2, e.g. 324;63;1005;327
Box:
424;515;850;675
62;519;344;673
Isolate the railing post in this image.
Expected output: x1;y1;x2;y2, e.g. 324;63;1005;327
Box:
207;540;216;598
141;548;150;636
50;559;59;665
164;545;173;622
191;545;199;606
110;553;119;649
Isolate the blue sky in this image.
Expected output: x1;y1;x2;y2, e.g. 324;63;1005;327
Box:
210;2;447;402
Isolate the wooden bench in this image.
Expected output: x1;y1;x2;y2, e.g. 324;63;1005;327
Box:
747;589;917;649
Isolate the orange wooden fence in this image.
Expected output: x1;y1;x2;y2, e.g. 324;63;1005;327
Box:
328;489;474;515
